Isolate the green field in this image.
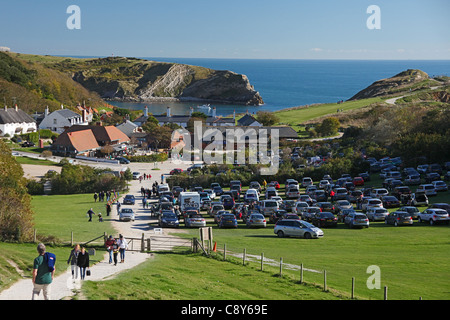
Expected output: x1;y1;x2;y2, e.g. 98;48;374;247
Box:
274;97;384;130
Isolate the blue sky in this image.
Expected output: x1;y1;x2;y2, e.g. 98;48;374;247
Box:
1;0;449;59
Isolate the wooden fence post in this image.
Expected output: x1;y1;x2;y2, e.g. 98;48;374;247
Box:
323;270;327;291
300;264;303;284
223;244;226;261
384;286;388;300
279;258;283;277
243;248;246;266
351;277;355;299
261;253;264;271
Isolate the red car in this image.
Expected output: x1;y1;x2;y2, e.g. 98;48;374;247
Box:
170;168;183;175
353;177;365;186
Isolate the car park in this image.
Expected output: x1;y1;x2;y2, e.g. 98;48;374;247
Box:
246;213;267;228
385;211;413;226
418;208;449;225
274;219;323;239
119;208;135;222
366;207;389;221
311;212;337;228
344;212;370;228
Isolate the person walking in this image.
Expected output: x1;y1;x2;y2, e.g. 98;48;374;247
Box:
32;243;54;300
93;192;98;202
67;244;80;280
105;235;115;264
77;247;90;280
87;208;95;222
112;239;119;266
117;234;128;263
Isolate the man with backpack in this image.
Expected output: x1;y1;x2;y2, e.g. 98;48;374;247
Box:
32;243;55;300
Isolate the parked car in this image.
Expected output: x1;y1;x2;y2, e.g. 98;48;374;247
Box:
274;219;324;239
218;214;238;228
286;186;300;199
361;198;383;212
169;168;183;175
303;206;321;221
334;200;353;213
385;211;413;226
158;211;179;228
311;212;337;228
409;193;429;206
265;187;278;199
404;174;421;185
370;188;389;199
429;203;450;214
344;212;370;228
391;186;411;199
382;196;400;208
123;194;135;205
432;180;448;192
313;190;328;202
119;208;135;222
209;203;224;217
301;177;313;188
333;188;348;200
347;190;363;203
132;172;141;180
258;200;279;216
366;207;389;221
418;208;449;225
416;184;437;196
337;208;356;223
353;177;365;186
316;202;335;214
399;206;420;219
116;156;130;164
185;213;206;228
246;213;267;228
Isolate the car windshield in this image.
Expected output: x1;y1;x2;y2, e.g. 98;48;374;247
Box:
250;214;264;219
300;221;315;228
265;202;277;207
162;213;177;219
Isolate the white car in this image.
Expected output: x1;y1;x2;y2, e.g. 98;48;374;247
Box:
432;181;448;192
119;208;135;222
366;207;389;221
361;198;383;212
370;188;389;199
132;172;141;180
416;184;437;196
418;208;449;225
286;186;300;199
294;201;309;215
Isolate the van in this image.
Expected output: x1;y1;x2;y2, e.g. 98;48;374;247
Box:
301;177;313;188
258;200;279;216
265;187;278;199
157;184;170;195
245;189;259;202
286;185;300;199
178;192;201;211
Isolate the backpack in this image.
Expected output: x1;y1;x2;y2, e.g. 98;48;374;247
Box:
44;252;56;272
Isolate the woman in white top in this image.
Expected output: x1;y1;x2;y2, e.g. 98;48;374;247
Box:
117;234;128;263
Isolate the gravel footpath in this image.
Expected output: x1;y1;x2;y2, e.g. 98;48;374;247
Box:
0;158;191;300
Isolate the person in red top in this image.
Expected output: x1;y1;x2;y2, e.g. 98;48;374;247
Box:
330;190;335;202
105;235;115;264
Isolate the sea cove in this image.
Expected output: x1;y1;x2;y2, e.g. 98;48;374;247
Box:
109;58;450;117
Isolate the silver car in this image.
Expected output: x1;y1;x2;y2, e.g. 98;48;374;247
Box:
274;219;324;239
246;213;267;228
344;212;370;228
366;207;389;221
119;208;135;222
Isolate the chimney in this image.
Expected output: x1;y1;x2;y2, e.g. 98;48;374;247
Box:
233;109;236;120
82;109;87;122
15;104;18;111
212;107;217;118
61;104;64;109
45;106;49;117
144;106;148;117
167;106;171;118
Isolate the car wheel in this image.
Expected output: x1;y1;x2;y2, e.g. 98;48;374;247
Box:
304;232;312;239
430;219;434;226
418;217;422;223
277;231;285;238
394;221;398;227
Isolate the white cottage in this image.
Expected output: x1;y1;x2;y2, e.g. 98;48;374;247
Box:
0;105;37;137
39;106;88;134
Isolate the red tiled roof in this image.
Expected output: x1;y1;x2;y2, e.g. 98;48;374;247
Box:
67;130;100;152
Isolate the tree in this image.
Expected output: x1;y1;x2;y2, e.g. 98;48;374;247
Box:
316;117;340;137
256;111;279;126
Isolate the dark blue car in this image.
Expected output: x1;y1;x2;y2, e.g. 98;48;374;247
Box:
218;214;238;228
123;194;135;205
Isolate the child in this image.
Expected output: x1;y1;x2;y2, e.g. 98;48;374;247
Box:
98;213;103;222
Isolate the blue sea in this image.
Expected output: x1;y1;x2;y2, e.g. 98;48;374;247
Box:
109;58;450;117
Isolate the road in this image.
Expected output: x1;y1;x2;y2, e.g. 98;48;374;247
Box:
0;156;192;300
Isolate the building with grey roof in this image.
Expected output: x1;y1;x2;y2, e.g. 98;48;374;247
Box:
0;105;36;136
38;105;88;134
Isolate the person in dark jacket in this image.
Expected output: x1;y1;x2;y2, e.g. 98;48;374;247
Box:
77;247;90;280
67;244;80;279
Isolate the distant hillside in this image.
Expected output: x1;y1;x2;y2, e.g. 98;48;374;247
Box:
12;54;264;106
0;52;105;113
349;69;438;100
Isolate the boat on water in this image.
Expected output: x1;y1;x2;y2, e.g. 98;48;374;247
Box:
196;104;211;111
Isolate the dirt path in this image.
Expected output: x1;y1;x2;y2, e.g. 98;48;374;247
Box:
0;159;191;300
